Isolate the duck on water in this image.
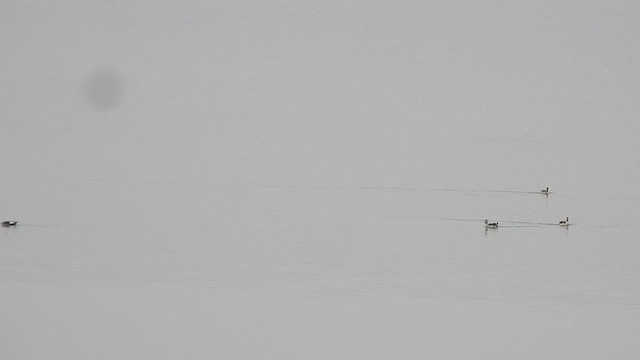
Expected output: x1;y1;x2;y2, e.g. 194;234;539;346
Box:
541;187;549;194
559;217;569;226
484;219;498;228
2;221;18;227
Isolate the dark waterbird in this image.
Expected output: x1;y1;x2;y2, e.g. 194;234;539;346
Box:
2;221;18;227
484;219;498;228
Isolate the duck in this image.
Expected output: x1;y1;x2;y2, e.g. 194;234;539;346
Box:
559;217;569;226
541;187;549;194
484;219;499;228
2;221;18;227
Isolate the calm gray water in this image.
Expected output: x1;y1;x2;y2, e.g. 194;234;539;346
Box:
2;1;640;359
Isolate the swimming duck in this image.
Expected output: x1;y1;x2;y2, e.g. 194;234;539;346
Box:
559;217;569;226
541;187;549;194
484;219;498;228
2;221;18;227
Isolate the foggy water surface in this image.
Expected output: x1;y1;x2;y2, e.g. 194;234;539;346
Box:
2;1;640;359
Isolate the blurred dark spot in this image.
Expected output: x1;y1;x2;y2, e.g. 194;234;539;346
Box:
84;69;125;111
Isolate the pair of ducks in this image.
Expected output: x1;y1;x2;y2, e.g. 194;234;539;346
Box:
484;218;570;228
542;187;569;226
542;187;569;225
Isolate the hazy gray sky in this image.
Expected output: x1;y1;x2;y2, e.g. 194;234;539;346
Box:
3;1;640;190
2;1;639;193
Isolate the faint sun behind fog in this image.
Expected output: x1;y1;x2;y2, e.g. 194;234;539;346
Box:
83;69;125;111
